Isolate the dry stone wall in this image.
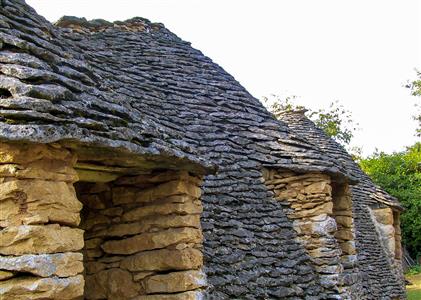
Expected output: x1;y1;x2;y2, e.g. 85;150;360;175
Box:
0;142;206;299
263;169;361;299
370;207;404;289
0;142;84;299
76;170;206;300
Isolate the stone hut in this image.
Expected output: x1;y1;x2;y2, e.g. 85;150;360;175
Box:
279;111;406;299
0;1;405;299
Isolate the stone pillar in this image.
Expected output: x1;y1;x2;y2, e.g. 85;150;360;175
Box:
392;211;402;261
372;207;396;259
76;170;206;299
263;170;348;298
0;142;84;299
331;183;360;297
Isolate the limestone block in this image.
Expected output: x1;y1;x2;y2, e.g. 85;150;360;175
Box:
311;216;337;236
289;202;333;219
0;143;76;165
340;241;356;255
144;270;206;294
377;224;395;238
0;161;78;182
133;291;204;300
274;188;298;200
0;270;14;281
333;195;351;211
133;271;154;281
0;179;82;226
0;225;84;255
373;207;393;225
113;180;201;205
84;249;104;260
81;213;110;231
84;268;140;300
97;215;201;238
308;248;340;259
319;274;339;288
0;252;83;277
121;248;203;271
122;202;202;222
85;238;103;249
85;261;107;275
304;181;332;194
0;143;77;181
102;228;202;255
0;275;84;300
334;215;353;228
334;229;355;241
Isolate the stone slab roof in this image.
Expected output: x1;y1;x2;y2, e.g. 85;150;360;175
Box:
279;110;403;210
0;0;351;180
279;111;405;298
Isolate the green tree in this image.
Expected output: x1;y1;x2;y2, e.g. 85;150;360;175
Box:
360;143;421;258
263;95;358;146
407;71;421;137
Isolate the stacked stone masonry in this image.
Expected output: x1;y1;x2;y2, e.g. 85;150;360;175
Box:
278;111;406;299
0;142;84;300
76;170;206;299
263;169;362;299
0;142;206;300
370;206;404;288
0;1;407;299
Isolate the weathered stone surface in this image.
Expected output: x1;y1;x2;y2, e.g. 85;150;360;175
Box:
340;241;357;255
85;238;103;249
372;208;393;225
311;217;337;236
113;180;201;205
133;291;204;300
144;270;206;294
122;202;202;222
335;215;353;228
0;143;76;166
81;213;110;231
95;215;201;237
133;271;154;281
121;248;203;271
334;194;352;211
0;179;82;226
289;202;333;219
85;261;107;275
85;268;140;300
0;225;84;255
0;275;84;300
102;228;202;255
0;270;14;281
304;181;332;194
0;252;83;277
334;229;355;241
0;161;78;182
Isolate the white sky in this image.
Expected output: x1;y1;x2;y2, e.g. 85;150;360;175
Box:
27;0;421;155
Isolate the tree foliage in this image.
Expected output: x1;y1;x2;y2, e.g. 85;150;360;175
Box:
359;143;421;257
263;95;358;146
407;70;421;137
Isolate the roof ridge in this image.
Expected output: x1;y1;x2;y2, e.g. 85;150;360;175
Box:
55;15;165;33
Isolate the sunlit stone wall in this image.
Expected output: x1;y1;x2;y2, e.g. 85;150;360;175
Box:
0;142;84;299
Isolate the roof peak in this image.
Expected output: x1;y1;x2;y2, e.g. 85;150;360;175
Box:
54;15;165;33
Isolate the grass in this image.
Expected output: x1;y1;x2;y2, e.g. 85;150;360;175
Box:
406;273;421;300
